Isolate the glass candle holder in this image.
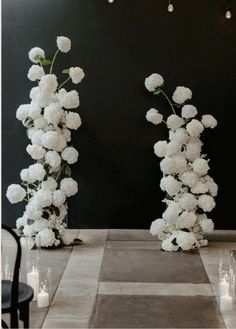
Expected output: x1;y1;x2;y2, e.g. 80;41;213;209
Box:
37;268;52;308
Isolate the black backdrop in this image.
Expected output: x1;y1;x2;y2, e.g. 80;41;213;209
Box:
2;0;236;229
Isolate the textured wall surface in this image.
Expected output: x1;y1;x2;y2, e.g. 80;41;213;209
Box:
2;0;236;228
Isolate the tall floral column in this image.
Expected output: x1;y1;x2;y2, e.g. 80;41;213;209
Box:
6;36;84;248
145;73;218;252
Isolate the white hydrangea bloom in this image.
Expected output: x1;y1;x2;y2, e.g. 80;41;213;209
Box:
167;114;184;130
45;151;61;170
23;224;36;237
198;194;216;212
28;163;46;181
181;105;197;119
16;104;30;121
186;119;204;137
61;147;79;164
172;86;192;104
57;36;71;53
177;211;197;229
61;128;71;142
33;189;53;208
60;231;74;246
20;169;31;182
25;202;42;220
26;144;45;160
160;176;181;196
41;177;57;191
180;171;198;188
146;108;163;125
16;214;28;229
201;115;217;129
28;103;42;119
60;90;80;109
169;128;189;145
161;234;179;252
144;73;164;91
166;141;181;157
6;184;26;204
27;65;44;81
44;103;62;125
41;131;66;152
150;218;166;236
192;158;209;176
53;190;66;207
33;219;49;232
205;176;218;197
69;67;85;84
65;112;82;130
162;201;182;223
34;116;48;129
60;178;78;197
36;228;56;247
172;154;188;175
186;139;202;161
179;193;197;211
176;231;195;250
28;47;45;63
31;129;44;146
39;74;58;94
30;87;54;108
200;218;214;232
154;141;167;158
160;158;177;175
191;181;208;194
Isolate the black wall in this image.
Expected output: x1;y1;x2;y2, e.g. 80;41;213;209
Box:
2;0;236;229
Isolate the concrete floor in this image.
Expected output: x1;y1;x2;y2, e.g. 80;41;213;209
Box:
2;229;236;328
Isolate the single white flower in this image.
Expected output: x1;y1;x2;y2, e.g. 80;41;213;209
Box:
53;190;66;208
204;176;218;197
161;235;179;252
69;67;85;84
200;218;214;233
176;231;195;250
160;158;177;175
146;108;163;125
27;65;44;81
163;201;182;224
30;86;55;108
26;144;45;160
28;103;42;119
186;139;202;162
41;177;57;192
172;86;192;104
6;184;26;204
154;141;167;158
33;189;53;208
16;214;28;229
20;169;31;182
181;105;197;119
34;116;48;129
167;114;184;130
173;154;188;175
44;103;62;125
23;224;36;237
45;151;61;170
150;218;166;236
198;194;216;212
31;129;44;146
65;112;82;130
201;114;217;129
16;104;30;121
144;73;164;91
61;147;79;164
177;211;197;229
60;231;74;246
166;141;181;157
33;219;49;232
57;36;71;53
192;158;209;176
39;74;58;94
60;90;80;109
160;176;181;196
28;163;46;181
169;128;189;145
61;128;71;142
186;119;204;138
36;228;56;247
60;178;78;197
179;193;197;211
41;131;66;152
191;181;208;194
180;171;198;188
25;202;42;220
28;47;45;64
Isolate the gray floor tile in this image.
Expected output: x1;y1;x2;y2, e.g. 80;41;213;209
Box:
90;295;225;328
42;317;89;328
107;240;161;249
206;231;236;242
100;248;209;283
108;229;157;241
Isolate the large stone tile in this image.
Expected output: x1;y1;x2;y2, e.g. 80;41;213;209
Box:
107;240;161;249
100;248;209;283
43;317;89;328
99;282;213;296
206;230;236;242
58;280;98;295
62;258;102;282
78;229;108;242
90;295;225;328
108;229;157;241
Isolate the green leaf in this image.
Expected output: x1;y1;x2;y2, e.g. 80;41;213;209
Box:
71;238;83;246
41;59;52;66
27;219;34;225
55;207;60;217
65;165;72;177
62;69;69;74
35;55;44;61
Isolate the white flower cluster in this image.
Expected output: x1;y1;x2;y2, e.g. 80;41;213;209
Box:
145;73;217;252
6;36;84;248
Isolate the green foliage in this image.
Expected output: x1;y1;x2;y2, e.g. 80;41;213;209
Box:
65;165;72;176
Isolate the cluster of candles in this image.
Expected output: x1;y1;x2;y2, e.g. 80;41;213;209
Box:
27;266;50;308
219;251;236;313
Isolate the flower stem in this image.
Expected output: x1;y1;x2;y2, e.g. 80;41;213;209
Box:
50;49;59;74
56;164;66;181
58;76;71;90
160;89;176;114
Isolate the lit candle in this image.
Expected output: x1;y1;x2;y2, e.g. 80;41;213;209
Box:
220;277;230;296
37;285;49;308
27;266;39;301
220;293;233;312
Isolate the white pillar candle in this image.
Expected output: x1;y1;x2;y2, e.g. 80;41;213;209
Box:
220;277;230;296
27;266;39;301
37;286;49;308
220;293;233;312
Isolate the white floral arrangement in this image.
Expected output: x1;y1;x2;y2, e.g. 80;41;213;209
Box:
6;36;84;248
145;73;218;252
